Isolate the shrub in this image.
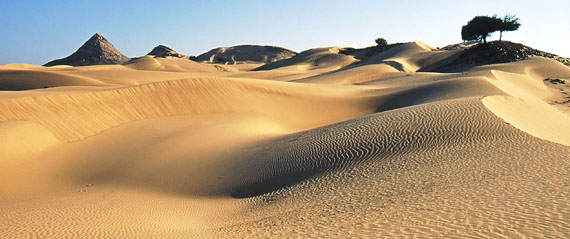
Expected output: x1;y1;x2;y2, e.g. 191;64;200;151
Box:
375;38;388;47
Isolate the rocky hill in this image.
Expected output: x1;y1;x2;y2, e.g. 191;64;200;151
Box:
195;45;296;64
430;41;570;72
44;33;129;67
146;45;186;58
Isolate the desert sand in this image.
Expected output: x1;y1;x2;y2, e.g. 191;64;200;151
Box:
1;41;569;238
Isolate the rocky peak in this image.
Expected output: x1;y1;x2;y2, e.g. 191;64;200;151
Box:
44;33;129;66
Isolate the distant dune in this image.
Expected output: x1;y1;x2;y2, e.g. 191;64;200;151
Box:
254;47;356;71
1;39;570;238
123;56;234;72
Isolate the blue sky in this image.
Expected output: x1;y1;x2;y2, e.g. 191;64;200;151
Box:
1;0;569;65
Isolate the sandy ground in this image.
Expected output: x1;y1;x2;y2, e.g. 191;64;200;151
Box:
1;43;569;238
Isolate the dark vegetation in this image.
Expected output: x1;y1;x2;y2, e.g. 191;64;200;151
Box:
461;15;521;43
375;38;388;47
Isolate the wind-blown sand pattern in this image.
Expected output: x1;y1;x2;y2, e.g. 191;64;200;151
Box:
1;42;569;238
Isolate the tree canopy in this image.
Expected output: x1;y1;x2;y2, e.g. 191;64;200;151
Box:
461;15;521;44
461;16;502;43
498;15;521;41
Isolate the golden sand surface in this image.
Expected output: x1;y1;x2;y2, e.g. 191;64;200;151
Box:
1;42;569;238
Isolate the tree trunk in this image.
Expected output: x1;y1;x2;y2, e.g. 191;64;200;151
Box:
483;36;487;44
499;31;503;42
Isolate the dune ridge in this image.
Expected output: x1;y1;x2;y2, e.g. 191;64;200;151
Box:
0;77;378;141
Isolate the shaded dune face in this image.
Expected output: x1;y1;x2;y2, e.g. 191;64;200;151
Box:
0;70;106;90
1;40;570;238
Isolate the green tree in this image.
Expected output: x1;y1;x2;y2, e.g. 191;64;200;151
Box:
498;14;521;41
461;16;503;44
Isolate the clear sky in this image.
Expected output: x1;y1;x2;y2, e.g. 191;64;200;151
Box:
1;0;569;65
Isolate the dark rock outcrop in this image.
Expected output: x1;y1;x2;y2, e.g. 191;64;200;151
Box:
195;45;296;64
146;45;186;58
544;78;566;85
44;33;129;66
339;43;405;60
430;41;570;72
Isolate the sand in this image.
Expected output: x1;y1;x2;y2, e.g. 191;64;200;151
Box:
1;42;569;238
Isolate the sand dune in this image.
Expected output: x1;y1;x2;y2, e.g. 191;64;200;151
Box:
254;47;357;71
214;98;570;237
0;62;240;93
242;47;361;82
1;41;569;238
123;56;234;72
351;41;458;72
